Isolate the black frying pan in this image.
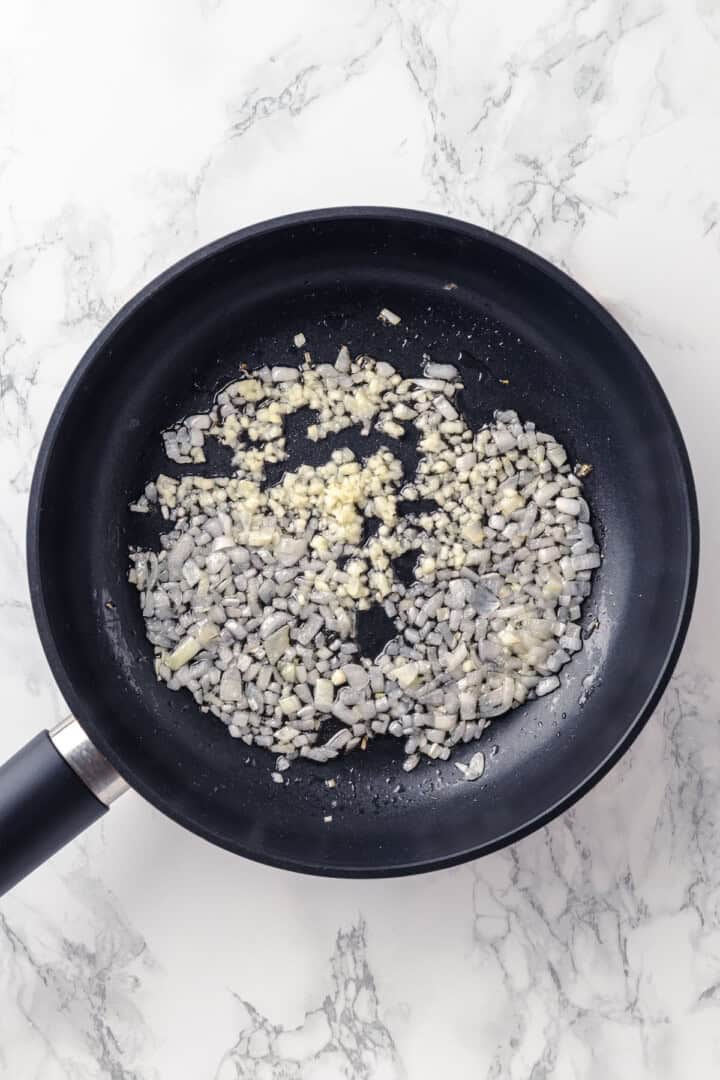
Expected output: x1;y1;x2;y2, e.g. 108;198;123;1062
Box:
0;208;698;892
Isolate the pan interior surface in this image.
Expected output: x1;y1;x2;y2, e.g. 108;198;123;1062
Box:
28;210;697;875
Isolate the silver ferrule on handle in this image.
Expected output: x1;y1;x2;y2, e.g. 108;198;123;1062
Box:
49;717;129;807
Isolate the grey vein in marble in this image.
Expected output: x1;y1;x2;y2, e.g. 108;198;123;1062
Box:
215;921;404;1080
0;867;154;1079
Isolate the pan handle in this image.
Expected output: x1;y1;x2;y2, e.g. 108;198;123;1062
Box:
0;718;128;896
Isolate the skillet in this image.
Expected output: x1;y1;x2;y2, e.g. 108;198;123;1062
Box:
0;208;698;892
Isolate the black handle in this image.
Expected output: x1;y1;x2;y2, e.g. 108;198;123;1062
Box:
0;732;107;896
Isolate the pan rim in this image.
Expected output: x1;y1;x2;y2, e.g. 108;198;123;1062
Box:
26;206;700;877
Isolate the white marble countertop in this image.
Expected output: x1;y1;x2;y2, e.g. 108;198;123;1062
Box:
2;0;720;1076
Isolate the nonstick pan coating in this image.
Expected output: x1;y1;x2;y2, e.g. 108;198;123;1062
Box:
27;208;698;876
